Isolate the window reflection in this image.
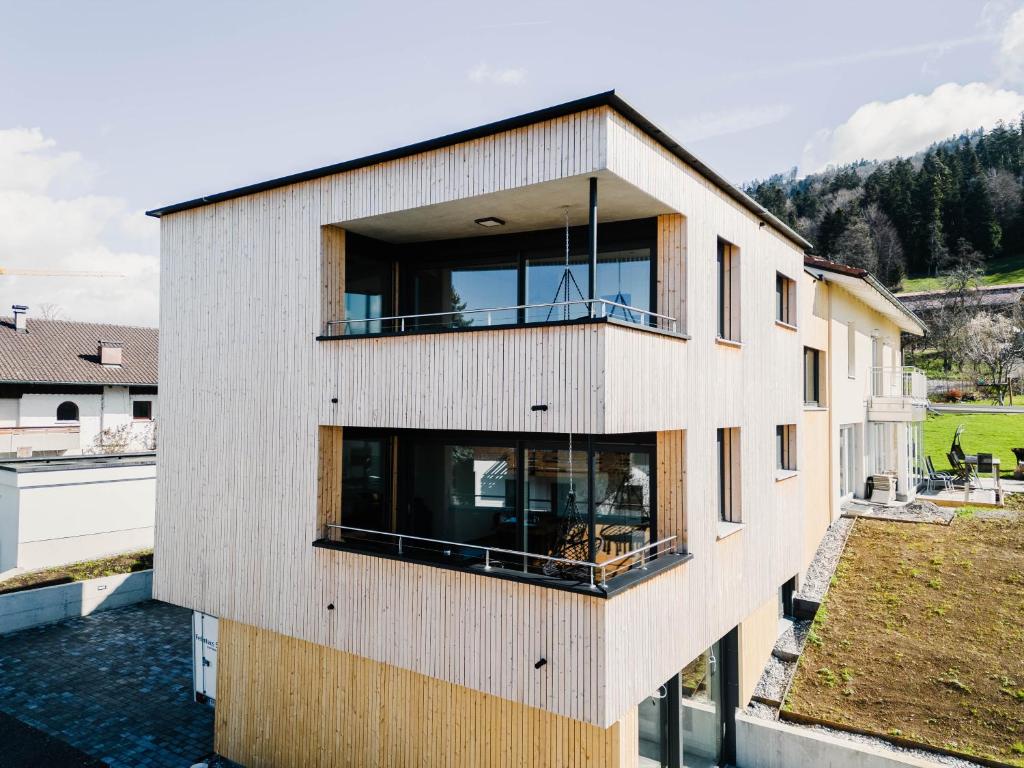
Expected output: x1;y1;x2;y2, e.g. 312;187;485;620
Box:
412;259;518;330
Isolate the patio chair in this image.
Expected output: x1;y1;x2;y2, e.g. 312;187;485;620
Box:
946;452;977;489
925;456;953;492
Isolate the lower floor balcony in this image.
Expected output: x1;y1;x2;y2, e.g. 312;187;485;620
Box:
314;427;688;595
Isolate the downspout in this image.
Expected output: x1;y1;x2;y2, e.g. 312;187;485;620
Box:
588;177;598;312
826;278;836;524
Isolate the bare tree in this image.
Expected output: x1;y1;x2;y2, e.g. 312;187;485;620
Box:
38;303;65;321
984;168;1022;226
87;422;156;454
832;216;878;274
957;312;1024;405
864;204;905;288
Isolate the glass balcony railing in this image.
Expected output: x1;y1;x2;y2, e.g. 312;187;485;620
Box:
324;298;678;337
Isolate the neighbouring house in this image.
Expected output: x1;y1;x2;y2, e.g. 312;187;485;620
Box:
801;256;927;558
0;306;159;458
0;452;156;579
149;91;926;767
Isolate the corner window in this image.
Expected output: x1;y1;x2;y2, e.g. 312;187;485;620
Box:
716;239;740;341
775;273;796;326
804;347;821;405
133;400;153;421
776;425;796;471
716;427;741;523
56;401;79;422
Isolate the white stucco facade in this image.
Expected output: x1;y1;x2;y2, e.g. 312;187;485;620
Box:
0;454;156;578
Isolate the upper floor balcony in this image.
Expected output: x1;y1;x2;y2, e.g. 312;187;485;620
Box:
317;212;692;435
867;366;927;422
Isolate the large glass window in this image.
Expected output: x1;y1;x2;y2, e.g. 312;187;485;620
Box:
342;436;390;530
344;246;391;335
411;257;518;329
594;448;652;568
523;446;590;561
406;441;518;555
525;248;652;324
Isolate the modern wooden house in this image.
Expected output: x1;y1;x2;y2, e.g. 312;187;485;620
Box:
148;91;923;767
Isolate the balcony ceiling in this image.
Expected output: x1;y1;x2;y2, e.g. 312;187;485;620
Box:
336;170;674;244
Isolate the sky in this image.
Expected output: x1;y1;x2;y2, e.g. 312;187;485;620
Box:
1;0;1022;327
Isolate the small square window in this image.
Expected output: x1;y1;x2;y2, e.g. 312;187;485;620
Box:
776;424;796;471
133;400;152;421
776;273;796;326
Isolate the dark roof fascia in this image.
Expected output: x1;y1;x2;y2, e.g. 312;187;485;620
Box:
0;378;158;388
145;91;813;251
805;257;928;334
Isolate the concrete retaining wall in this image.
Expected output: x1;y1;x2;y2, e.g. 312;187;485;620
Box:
0;569;153;635
736;712;947;768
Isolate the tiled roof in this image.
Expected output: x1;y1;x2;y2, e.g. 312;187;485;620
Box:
0;316;158;386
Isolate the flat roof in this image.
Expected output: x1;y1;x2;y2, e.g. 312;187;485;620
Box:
0;451;156;473
145;91;813;251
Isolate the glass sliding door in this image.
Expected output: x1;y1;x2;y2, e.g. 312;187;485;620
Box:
524;251;590;323
597;247;652;322
341;435;390;532
410;256;518;330
523;446;590;563
593;447;652;573
405;441;518;558
344;243;392;335
638;688;669;767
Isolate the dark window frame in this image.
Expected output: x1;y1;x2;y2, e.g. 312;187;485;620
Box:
776;272;796;326
717;427;740;523
132;400;153;421
717;238;739;341
55;401;79;423
804;347;821;405
776;424;796;471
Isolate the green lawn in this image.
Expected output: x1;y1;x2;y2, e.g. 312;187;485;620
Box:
899;253;1024;293
924;412;1024;477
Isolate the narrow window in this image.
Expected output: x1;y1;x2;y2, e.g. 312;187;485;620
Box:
717;239;740;341
776;425;796;471
803;347;821;405
132;400;152;421
717;427;741;523
847;322;857;378
56;401;79;422
775;273;795;326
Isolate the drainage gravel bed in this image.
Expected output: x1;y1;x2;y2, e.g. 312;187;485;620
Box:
795;517;854;603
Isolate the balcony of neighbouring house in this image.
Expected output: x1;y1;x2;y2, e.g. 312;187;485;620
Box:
312;427;690;596
0;425;80;457
867;366;927;422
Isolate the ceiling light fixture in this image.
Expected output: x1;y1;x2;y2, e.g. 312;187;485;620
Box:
475;216;506;227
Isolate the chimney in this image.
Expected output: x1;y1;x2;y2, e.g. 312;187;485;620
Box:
12;305;27;333
98;339;123;366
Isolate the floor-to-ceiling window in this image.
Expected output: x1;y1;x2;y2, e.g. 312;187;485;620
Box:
839;424;857;497
334;429;656;576
399;219;657;331
344;236;393;335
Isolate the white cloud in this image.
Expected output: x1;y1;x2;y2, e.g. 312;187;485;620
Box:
0;127;158;327
676;104;792;143
800;82;1024;172
997;7;1024;85
468;62;526;86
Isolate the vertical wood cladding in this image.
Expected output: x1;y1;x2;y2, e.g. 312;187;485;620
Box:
216;618;637;768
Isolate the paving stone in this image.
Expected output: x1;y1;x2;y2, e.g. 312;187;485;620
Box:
0;600;215;768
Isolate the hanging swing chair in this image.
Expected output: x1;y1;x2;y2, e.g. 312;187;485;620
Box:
543;208;598;581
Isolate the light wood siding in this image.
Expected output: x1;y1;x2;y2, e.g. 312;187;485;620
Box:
656;213;687;333
317;426;342;532
217;617;638;768
320;109;607;225
155;102;809;741
322;322;689;434
656;430;686;550
321;225;345;329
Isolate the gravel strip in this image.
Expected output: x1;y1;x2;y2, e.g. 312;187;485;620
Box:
806;723;989;768
746;701;777;720
842;499;954;525
752;655;795;704
797;517;854;602
773;619;811;661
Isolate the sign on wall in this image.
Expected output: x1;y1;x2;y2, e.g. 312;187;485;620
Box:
192;611;218;706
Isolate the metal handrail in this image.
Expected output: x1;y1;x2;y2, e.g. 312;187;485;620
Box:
869;366;928;401
324;298;678;335
325;524;678;590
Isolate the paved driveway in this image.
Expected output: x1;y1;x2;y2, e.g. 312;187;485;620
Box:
0;600;215;768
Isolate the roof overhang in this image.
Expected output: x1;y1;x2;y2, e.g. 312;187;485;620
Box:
145;91;812;251
806;267;927;335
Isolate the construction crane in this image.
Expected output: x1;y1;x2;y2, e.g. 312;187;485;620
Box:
0;267;126;278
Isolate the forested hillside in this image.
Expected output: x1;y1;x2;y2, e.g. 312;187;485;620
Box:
745;119;1024;290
